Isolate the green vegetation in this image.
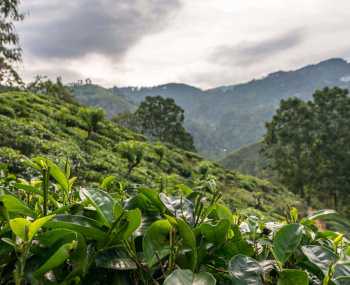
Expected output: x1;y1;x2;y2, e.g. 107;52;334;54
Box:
263;87;350;216
70;84;136;117
114;96;196;152
220;142;272;179
0;156;349;284
0;90;299;216
0;0;23;86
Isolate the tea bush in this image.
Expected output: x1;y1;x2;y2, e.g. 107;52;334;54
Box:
0;156;349;284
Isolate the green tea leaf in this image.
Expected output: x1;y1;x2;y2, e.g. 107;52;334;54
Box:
0;195;35;217
228;254;263;285
34;241;77;277
277;269;309;285
48;161;69;193
9;218;31;240
200;219;230;244
143;219;171;267
80;188;115;227
45;214;107;240
164;269;216;285
273;224;303;265
28;214;55;241
302;245;338;275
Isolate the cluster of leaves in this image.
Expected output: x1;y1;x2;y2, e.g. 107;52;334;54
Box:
263;87;350;214
0;0;23;86
0;156;349;284
113;96;196;152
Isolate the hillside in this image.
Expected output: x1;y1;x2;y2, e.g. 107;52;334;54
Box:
71;58;350;159
220;143;266;175
70;84;136;117
0;91;301;217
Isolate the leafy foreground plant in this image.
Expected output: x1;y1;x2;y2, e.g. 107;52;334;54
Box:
0;157;349;284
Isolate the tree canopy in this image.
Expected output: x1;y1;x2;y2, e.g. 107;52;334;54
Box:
0;0;23;86
114;96;196;152
263;87;350;212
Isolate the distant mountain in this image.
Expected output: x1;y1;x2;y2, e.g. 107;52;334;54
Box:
112;83;203;112
70;58;350;159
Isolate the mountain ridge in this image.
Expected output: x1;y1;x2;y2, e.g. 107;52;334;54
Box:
70;58;350;158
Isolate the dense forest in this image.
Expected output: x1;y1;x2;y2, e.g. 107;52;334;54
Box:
1;1;350;284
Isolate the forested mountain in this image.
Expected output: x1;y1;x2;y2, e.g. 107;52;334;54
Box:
71;58;350;159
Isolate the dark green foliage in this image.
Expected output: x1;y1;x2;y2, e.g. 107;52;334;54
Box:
79;107;106;137
0;158;349;284
27;76;75;103
263;87;350;213
0;0;23;86
118;141;144;176
116;96;196;152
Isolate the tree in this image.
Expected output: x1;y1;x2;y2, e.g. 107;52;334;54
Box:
263;97;314;197
310;87;350;209
120;96;195;151
0;0;24;86
118;141;144;176
27;76;75;102
263;87;350;210
79;107;106;138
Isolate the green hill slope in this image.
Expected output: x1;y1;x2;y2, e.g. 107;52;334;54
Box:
70;84;136;117
0;91;301;217
220;142;272;178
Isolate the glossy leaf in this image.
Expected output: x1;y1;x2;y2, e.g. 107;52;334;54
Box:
0;195;35;217
333;261;350;285
273;224;303;265
277;269;309;285
95;246;137;270
80;188;115;227
200;219;230;244
177;218;197;269
164;269;216;285
49;161;69;192
28;215;55;241
45;214;107;240
215;204;234;224
9;218;31;240
119;209;142;240
228;254;263;285
143;219;171;267
301;245;338;275
34;241;77;277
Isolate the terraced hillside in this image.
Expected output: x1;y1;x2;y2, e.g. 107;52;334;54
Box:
0;91;301;217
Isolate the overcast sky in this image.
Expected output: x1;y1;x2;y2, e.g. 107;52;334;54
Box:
17;0;350;89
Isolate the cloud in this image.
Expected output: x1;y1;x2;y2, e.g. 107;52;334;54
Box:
19;0;181;61
209;29;305;67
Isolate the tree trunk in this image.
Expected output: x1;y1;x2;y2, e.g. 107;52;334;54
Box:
333;189;338;210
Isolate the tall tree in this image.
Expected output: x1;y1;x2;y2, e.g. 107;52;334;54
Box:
263;97;314;197
263;87;350;210
0;0;23;86
115;96;196;151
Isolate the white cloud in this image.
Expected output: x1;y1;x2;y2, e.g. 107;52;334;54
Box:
17;0;350;88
